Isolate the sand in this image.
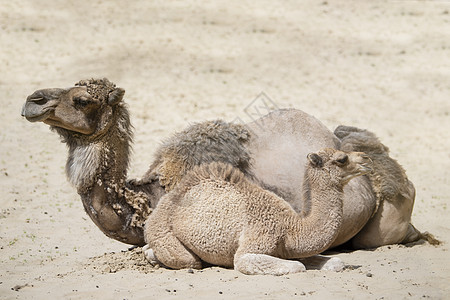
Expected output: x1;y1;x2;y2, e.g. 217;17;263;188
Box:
1;0;449;299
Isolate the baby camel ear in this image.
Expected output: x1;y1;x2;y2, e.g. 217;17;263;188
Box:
307;153;323;168
108;88;125;106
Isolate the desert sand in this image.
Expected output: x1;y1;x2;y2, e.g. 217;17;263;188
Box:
1;0;449;299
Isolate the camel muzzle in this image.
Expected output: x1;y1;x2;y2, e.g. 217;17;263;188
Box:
22;88;64;122
21;98;54;122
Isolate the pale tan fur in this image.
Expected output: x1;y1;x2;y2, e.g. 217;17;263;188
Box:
144;149;372;275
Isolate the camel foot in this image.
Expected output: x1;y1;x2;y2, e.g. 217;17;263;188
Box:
143;244;161;266
320;257;345;271
300;255;345;271
235;253;306;275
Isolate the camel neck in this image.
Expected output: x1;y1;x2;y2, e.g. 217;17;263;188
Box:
65;131;129;195
284;169;344;258
62;105;132;194
60;106;148;245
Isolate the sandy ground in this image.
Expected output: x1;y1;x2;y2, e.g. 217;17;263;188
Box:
1;0;450;299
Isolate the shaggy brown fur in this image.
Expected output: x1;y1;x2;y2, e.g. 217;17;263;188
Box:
335;125;408;214
141;120;253;191
334;125;440;246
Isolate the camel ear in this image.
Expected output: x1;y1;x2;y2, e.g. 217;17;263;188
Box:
307;153;323;167
108;88;125;106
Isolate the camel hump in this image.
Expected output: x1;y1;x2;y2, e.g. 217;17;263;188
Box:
334;125;389;154
151;120;253;190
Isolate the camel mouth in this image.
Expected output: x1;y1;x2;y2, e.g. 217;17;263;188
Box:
21;93;60;123
21;103;55;123
43;118;75;131
43;117;96;135
354;163;373;178
22;88;66;122
341;163;373;184
359;163;373;174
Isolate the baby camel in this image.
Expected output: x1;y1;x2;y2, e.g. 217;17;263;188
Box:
145;148;372;275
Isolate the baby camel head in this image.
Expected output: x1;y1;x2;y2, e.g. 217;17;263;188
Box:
21;78;125;136
307;148;373;185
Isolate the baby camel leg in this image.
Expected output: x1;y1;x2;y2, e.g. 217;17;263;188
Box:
147;233;202;269
234;253;306;275
145;224;202;270
142;245;159;265
233;234;305;275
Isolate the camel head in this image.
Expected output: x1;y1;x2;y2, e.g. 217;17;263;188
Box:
21;78;125;136
307;148;373;185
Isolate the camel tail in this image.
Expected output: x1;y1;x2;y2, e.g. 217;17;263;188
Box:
419;231;441;246
402;223;441;246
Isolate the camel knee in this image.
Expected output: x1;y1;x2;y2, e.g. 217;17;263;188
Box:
145;222;202;270
149;238;202;270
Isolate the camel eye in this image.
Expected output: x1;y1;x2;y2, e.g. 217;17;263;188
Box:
336;155;348;165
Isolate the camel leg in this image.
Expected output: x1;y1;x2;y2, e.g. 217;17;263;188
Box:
145;210;202;269
145;194;202;269
234;253;306;275
142;244;160;265
147;233;202;270
233;233;305;275
299;255;345;271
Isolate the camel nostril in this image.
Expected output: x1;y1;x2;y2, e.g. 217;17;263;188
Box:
28;97;48;105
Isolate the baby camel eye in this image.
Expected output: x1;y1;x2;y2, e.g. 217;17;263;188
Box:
336;155;348;165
